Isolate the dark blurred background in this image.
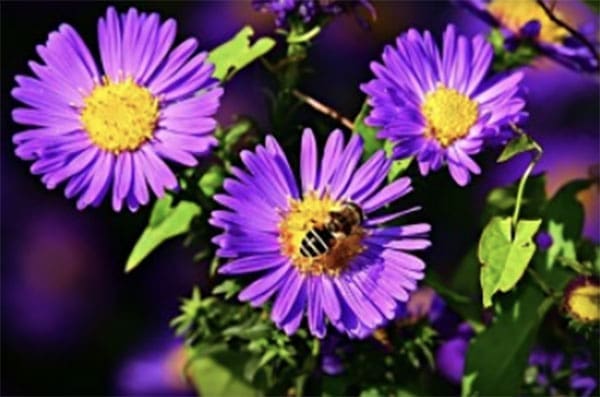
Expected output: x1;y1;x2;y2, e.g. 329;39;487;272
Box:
1;1;598;395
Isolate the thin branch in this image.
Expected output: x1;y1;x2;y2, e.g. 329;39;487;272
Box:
292;89;355;130
509;124;543;228
527;268;555;297
536;0;600;67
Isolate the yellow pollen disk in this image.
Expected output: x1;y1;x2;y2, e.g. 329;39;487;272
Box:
421;86;478;147
565;284;600;323
278;192;366;277
488;0;570;44
80;77;159;153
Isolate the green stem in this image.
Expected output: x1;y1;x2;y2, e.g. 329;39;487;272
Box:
511;125;543;227
526;268;555;297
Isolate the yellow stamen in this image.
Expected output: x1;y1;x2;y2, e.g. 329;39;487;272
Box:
278;192;365;276
488;0;570;44
565;283;600;323
80;77;159;153
421;86;478;147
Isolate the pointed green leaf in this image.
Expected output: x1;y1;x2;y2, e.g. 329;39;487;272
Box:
199;165;225;197
125;196;201;272
209;26;275;82
384;141;413;181
354;101;381;158
479;216;542;307
353;102;413;178
187;350;260;397
497;133;539;163
463;280;551;396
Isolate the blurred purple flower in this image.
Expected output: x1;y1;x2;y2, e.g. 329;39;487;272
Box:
115;335;194;396
11;6;223;211
362;24;527;186
2;210;110;349
211;128;430;338
253;0;375;27
535;231;553;250
320;333;347;375
529;347;598;397
435;331;471;385
455;0;599;72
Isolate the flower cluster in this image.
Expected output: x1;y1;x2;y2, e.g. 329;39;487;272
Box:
253;0;375;27
7;3;599;396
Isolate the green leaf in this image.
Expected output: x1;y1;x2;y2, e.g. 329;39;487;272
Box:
125;196;201;272
426;268;484;332
354;101;381;158
384;141;413;181
460;372;477;397
353;102;413;178
489;29;538;71
213;280;242;300
479;216;542;307
209;26;275;82
187;349;261;397
483;174;546;223
199;165;225;197
545;179;592;243
462;280;550;396
544;179;592;272
497;133;539;163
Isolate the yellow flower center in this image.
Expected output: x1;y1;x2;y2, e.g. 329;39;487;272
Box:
421;86;478;147
488;0;570;43
565;283;600;323
81;77;159;153
278;192;366;276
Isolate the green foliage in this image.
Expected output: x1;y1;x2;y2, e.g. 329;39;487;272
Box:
125;196;201;272
463;278;552;397
354;101;381;158
187;350;261;397
199;165;225;197
479;216;542;307
354;101;414;180
209;26;276;82
497;133;540;163
334;323;450;397
214;117;260;167
483;174;546;223
171;288;318;396
426;267;484;332
463;172;595;396
384;141;414;182
489;29;538;71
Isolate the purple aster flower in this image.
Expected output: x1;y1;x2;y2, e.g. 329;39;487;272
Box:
115;335;194;396
253;0;375;27
456;0;599;72
210;128;430;338
11;6;223;211
361;24;526;186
